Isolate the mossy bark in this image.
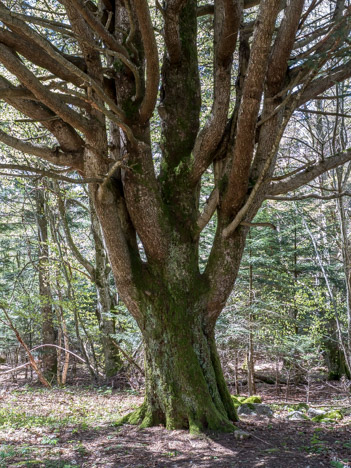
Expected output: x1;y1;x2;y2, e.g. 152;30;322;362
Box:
121;293;237;432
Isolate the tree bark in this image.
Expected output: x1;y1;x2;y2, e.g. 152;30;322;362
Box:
89;196;123;377
121;295;238;432
36;185;57;380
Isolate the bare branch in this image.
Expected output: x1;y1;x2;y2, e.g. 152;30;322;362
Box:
298;108;351;119
8;11;73;35
272;160;316;181
298;60;351;106
65;0;130;59
134;0;159;123
54;182;95;277
0;129;84;170
0;43;91;135
0;164;101;183
269;148;351;196
191;0;241;183
222;0;281;216
197;188;219;233
0;5;130;130
241;221;276;229
267;0;305;96
268;191;351;201
0;76;85;155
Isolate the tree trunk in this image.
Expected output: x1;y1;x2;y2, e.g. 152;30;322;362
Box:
89;198;123;377
96;284;121;377
324;322;350;380
120;293;237;432
36;186;57;380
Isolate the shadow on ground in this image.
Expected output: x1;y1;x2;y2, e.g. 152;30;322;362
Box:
2;417;349;468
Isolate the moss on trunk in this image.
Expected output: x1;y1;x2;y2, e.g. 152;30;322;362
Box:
117;294;238;433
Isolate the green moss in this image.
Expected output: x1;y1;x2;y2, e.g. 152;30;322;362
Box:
230;396;241;408
243;395;262;404
312;410;343;423
234;396;247;403
113;403;147;427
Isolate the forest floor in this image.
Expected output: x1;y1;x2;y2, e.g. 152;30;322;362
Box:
0;369;350;467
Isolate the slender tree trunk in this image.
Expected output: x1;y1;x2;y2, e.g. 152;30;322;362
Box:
56;327;62;385
89;198;123;377
36;187;56;380
55;276;70;385
247;240;256;395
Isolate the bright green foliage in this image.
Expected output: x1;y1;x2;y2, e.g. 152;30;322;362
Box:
312;410;344;423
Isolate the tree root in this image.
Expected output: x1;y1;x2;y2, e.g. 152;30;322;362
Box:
114;402;239;434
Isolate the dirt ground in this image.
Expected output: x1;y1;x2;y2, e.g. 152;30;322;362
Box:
0;371;350;467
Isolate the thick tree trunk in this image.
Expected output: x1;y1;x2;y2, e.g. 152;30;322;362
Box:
120;294;237;432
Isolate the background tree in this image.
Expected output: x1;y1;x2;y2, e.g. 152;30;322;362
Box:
1;0;351;431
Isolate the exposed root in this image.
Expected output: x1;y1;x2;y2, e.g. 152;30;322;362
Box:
114;401;238;434
114;402;147;427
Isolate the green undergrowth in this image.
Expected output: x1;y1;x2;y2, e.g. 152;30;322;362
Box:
0;387;130;431
230;396;346;424
311;410;344;423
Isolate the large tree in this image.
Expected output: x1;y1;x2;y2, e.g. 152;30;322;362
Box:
1;0;351;431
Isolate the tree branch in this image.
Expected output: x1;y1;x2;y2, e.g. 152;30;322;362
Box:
0;26;85;88
241;221;276;229
65;0;130;60
197;188;219;233
268;191;351;201
0;4;130;131
0;164;101;183
0;76;85;155
191;0;241;183
269;148;351;196
0;43;91;135
266;0;304;96
54;182;95;278
298;60;351;106
0;130;84;170
222;0;282;216
134;0;159;124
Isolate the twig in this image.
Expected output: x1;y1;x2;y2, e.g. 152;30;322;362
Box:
110;339;144;376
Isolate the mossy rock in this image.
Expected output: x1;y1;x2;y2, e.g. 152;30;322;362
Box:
287;411;309;421
230;396;241;407
233;396;247;403
243;395;262;404
312;410;343;423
